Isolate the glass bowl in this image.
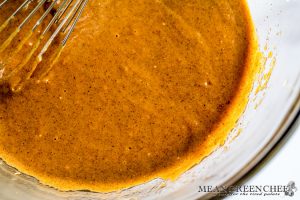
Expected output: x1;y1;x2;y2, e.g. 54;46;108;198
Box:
0;0;300;199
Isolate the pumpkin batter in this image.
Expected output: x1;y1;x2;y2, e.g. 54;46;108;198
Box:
0;0;258;192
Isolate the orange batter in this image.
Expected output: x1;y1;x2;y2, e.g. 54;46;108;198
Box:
0;0;258;192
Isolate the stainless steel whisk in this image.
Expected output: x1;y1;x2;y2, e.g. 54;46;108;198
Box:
0;0;88;92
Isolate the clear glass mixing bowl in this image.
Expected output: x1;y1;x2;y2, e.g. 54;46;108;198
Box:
1;0;300;199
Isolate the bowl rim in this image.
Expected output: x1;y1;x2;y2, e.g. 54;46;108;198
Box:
201;91;300;199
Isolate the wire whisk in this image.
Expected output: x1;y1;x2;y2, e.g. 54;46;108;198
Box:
0;0;88;93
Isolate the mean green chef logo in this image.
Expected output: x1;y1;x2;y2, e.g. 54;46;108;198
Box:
285;181;297;197
198;181;297;197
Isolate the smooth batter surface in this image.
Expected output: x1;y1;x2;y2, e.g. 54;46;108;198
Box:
0;0;257;192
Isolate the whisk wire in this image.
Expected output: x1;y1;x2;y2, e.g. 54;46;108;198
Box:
0;0;9;8
0;0;47;53
0;0;31;33
32;0;59;31
38;0;83;60
62;0;88;45
55;0;73;23
42;0;70;36
37;0;89;81
0;0;88;92
19;0;47;29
